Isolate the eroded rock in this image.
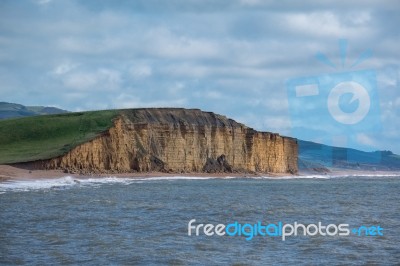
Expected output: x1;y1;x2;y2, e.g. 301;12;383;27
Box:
38;108;298;174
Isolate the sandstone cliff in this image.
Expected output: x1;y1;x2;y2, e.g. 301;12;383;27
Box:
39;108;298;174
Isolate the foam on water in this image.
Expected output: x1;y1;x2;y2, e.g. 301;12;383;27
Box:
335;173;400;178
277;174;400;179
0;175;216;192
259;175;331;179
1;173;399;193
138;176;214;181
0;176;79;192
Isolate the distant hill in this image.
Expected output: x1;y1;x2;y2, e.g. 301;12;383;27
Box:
299;140;400;172
0;102;68;119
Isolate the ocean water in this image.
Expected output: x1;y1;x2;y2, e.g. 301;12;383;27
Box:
1;175;400;265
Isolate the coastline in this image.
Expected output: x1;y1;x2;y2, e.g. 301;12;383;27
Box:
0;164;278;182
1;164;399;183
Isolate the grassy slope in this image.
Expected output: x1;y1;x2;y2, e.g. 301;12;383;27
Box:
0;110;119;164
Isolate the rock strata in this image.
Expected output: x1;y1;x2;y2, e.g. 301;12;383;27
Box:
39;108;298;174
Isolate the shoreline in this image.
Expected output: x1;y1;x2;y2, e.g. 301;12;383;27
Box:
0;164;280;182
1;164;399;183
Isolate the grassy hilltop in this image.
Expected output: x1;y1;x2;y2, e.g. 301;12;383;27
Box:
0;110;118;164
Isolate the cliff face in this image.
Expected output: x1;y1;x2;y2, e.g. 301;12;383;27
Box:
40;108;298;174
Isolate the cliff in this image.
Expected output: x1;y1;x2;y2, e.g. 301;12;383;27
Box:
36;108;297;174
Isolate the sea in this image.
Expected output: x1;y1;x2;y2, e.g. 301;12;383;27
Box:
1;175;400;265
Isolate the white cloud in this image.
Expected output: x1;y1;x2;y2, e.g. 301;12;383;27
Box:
144;27;220;59
36;0;52;5
63;72;97;89
356;133;378;147
129;65;152;79
52;63;79;75
347;11;371;25
239;0;264;6
62;68;121;91
285;12;372;38
161;63;209;78
113;93;187;109
234;112;291;134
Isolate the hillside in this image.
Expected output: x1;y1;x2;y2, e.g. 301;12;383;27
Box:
0;110;118;164
0;102;68;119
0;108;298;174
299;140;400;171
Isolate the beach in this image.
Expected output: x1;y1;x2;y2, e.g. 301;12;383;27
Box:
1;164;399;183
0;164;276;182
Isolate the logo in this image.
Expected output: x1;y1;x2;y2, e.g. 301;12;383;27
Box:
286;39;381;165
188;219;384;241
327;81;371;125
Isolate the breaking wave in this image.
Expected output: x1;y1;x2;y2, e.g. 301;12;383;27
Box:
0;175;215;192
0;173;398;193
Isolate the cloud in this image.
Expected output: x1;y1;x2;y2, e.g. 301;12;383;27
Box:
244;97;289;112
129;65;152;79
142;27;220;60
284;11;373;39
234;112;291;135
238;0;264;6
113;93;187;109
61;68;122;91
0;0;399;153
36;0;52;5
356;133;378;147
52;63;79;75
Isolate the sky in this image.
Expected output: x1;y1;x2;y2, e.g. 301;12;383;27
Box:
0;0;399;153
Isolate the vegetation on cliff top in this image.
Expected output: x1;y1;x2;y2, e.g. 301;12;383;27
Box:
0;110;118;164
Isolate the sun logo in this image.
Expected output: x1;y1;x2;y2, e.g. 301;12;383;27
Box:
286;39;381;165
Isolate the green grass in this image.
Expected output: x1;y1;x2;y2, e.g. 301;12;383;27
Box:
0;110;119;164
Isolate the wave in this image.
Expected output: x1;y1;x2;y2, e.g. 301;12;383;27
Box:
258;175;331;179
136;176;214;181
281;173;400;179
0;176;79;192
333;173;400;178
1;173;399;193
0;175;217;193
0;176;138;192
